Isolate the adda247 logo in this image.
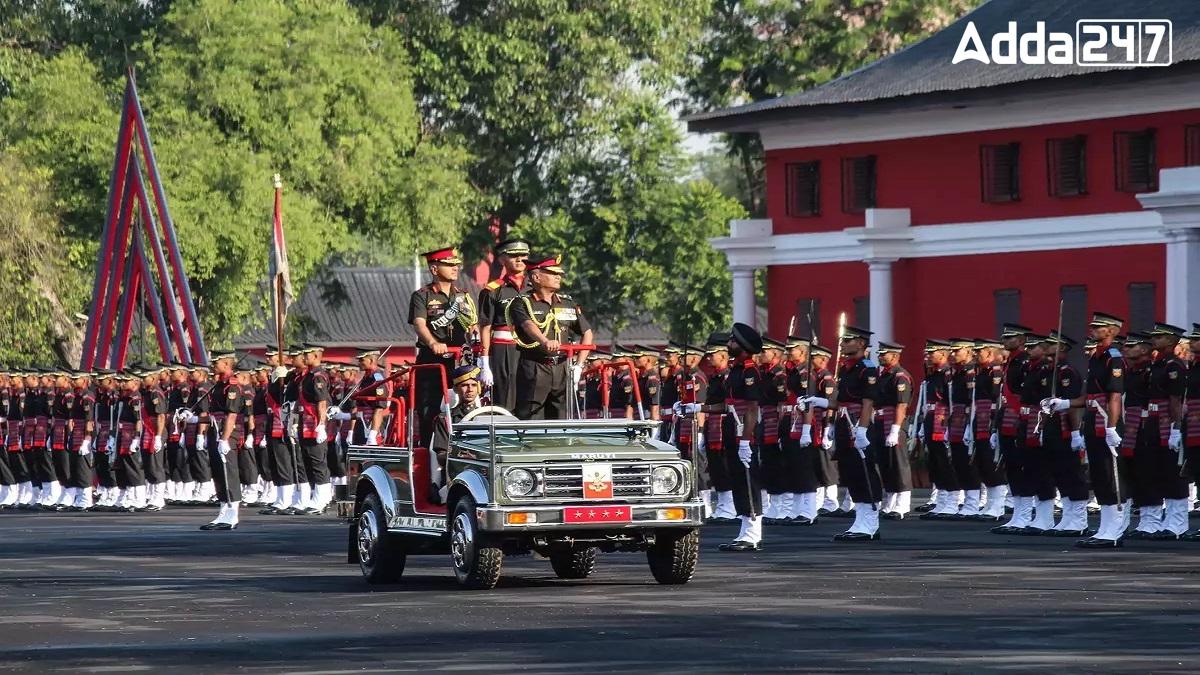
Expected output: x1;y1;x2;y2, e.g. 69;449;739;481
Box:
952;19;1172;67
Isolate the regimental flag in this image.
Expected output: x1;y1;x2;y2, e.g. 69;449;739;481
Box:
582;463;613;500
564;506;631;524
270;174;294;318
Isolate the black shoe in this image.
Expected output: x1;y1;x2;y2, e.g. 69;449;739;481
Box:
1015;526;1047;536
919;511;950;521
143;504;163;512
210;522;236;531
788;516;817;526
199;521;222;530
302;506;325;516
1047;528;1090;537
717;540;761;552
990;524;1024;534
1149;530;1183;541
817;508;836;516
880;511;904;521
833;531;880;542
706;516;737;525
258;506;281;515
913;503;936;513
282;506;303;515
1125;529;1152;540
1075;536;1123;548
968;513;1003;522
1180;529;1200;541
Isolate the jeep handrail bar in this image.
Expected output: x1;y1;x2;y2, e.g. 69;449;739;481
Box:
455;419;661;432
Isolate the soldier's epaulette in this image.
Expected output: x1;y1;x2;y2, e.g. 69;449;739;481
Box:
1108;348;1122;358
558;293;574;301
485;280;502;290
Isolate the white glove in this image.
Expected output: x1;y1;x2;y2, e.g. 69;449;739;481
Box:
822;432;834;451
1104;427;1121;449
217;439;231;457
1169;427;1183;451
258;436;267;449
479;356;494;387
1070;430;1084;451
801;396;829;409
737;440;752;468
327;405;342;418
153;435;163;453
696;432;706;452
853;425;870;450
885;424;900;448
671;401;682;416
242;434;253;450
682;403;700;415
366;429;379;446
989;431;999;451
105;436;115;454
315;424;328;444
272;365;289;382
799;424;813;446
571;364;583;388
330;411;352;421
130;437;140;454
196;434;207;452
1042;398;1071;413
79;437;92;456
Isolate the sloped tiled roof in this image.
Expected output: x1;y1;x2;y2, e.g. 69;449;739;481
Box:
687;0;1200;131
234;267;676;348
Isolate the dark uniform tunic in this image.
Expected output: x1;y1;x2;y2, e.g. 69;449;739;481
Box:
115;390;145;490
166;382;188;484
139;385;167;485
757;360;788;499
811;366;839;491
1122;358;1152;506
834;357;881;505
478;274;525;411
67;386;96;491
669;366;707;463
409;283;475;444
0;385;14;487
874;363;913;495
6;387;29;484
93;388;116;490
1084;344;1125;505
658;365;681;442
297;367;331;486
1183;357;1200;483
237;381;259;486
24;386;55;485
187;381;213;484
609;366;635;418
508;291;591;420
946;362;981;491
972;360;1005;487
1140;354;1187;502
999;349;1032;496
701;366;732;493
1030;359;1085;502
726;358;762;516
207;374;244;503
921;365;955;492
636;367;659;420
51;387;74;485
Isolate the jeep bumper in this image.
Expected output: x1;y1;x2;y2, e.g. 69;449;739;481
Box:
476;501;705;532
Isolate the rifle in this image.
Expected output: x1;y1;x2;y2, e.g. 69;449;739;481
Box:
965;363;978;458
1034;300;1065;439
907;376;926;459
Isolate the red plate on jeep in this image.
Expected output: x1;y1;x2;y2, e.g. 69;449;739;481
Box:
563;506;632;523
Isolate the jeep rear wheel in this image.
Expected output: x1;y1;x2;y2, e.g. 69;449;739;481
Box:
647;528;699;585
450;496;503;590
358;493;406;584
549;547;598;579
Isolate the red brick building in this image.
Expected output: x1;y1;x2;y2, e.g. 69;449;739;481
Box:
688;0;1200;373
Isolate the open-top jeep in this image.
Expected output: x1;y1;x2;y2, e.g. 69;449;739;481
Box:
338;361;703;590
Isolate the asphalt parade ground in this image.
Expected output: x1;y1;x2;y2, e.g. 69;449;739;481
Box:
1;501;1198;674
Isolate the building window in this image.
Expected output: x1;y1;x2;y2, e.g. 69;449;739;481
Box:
980;143;1020;203
993;289;1020;335
1114;129;1157;192
1128;282;1156;332
785;162;820;217
1061;285;1088;372
794;298;820;342
853;296;870;330
1186;125;1200;166
840;156;876;213
1047;136;1087;197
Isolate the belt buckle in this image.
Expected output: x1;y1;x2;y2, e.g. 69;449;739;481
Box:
1140;410;1150;418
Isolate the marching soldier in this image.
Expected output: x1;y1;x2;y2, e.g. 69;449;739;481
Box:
139;366;168;511
477;238;529;411
351;349;390;446
919;340;958;520
6;371;31;508
25;370;54;508
830;326;882;542
756;337;789;523
200;350;244;530
64;370;95;511
1032;332;1088;536
297;344;332;514
409;247;476;443
184;364;214;505
945;338;982;518
507;255;593;420
671;345;709;514
261;349;297;514
658;343;683;441
114;370;147;511
874;342;914;520
47;369;72;508
236;367;260;505
609;347;636;419
969;338;1007;521
807;345;840;516
991;325;1034;533
717;323;765;552
1129;323;1189;539
0;370;15;508
581;351;610;418
91;370;118;509
701;334;737;522
780;335;818;524
1180;325;1200;540
251;363;274;505
1077;313;1128;547
635;345;661;421
164;363;190;504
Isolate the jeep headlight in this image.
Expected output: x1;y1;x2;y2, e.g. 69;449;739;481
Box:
651;466;682;495
504;468;537;497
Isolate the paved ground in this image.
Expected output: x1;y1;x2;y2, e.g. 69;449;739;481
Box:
1;503;1198;674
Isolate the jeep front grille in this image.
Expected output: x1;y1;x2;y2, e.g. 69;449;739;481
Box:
542;464;653;499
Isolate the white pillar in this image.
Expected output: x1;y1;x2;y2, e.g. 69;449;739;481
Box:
1165;229;1200;327
731;267;757;328
867;259;895;349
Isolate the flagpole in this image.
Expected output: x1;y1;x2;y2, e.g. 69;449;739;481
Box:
273;174;286;359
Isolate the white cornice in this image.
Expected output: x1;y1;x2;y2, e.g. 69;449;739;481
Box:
758;75;1200;151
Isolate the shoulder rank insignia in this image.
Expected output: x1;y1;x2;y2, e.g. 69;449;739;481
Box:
485;280;502;290
862;359;877;368
1108;348;1122;358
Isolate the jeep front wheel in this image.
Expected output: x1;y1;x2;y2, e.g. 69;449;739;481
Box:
357;493;406;584
647;528;699;585
450;496;503;590
549;547;598;579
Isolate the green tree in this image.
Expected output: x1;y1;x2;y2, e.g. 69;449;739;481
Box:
684;0;983;214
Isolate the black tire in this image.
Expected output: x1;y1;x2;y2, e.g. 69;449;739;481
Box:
357;493;406;584
450;496;503;589
549;547;598;579
647;528;699;585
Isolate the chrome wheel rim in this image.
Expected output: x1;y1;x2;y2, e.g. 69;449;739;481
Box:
358;510;379;567
451;512;473;571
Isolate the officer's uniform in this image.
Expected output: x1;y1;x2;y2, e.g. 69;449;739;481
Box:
608;349;636;419
1076;313;1128;546
717;323;765;552
756;338;789;522
260;359;296;514
408;248;475;444
49;377;73;504
296;349;332;512
65;377;96;510
139;372;168;510
809;350;839;514
507;256;591;420
971;339;1007;521
780;338;819;523
657;344;683;442
186;374;213;500
992;325;1035;533
635;347;661;421
237;375;260;500
830;326;883;541
23;378;55;503
919;342;957;519
1134;323;1190;539
92;374;119;508
114;375;147;510
1179;325;1200;540
700;335;736;520
581;352;609;418
0;374;14;507
165;367;190;501
201;354;244;531
873;343;914;519
945;339;983;518
670;349;707;485
352;353;390;446
1038;332;1089;535
478;239;529;411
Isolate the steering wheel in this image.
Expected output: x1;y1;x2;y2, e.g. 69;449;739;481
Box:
460;405;515;422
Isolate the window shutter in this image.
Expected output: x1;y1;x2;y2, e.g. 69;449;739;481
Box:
786;162;820;217
1127;282;1156;332
993;289;1021;336
1047;136;1087;197
1186;125;1200;167
840;156;877;213
1114;130;1157;192
980;143;1020;203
